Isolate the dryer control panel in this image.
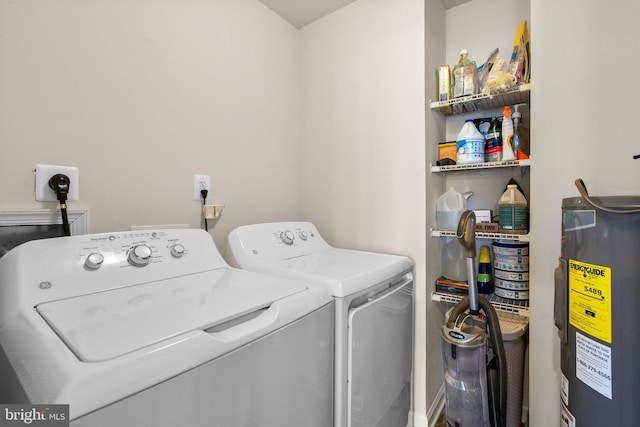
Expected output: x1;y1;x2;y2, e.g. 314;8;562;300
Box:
229;222;332;267
277;226;316;246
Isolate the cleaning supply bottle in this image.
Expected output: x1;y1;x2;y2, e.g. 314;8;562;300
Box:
477;245;493;294
498;184;528;234
501;106;516;161
452;50;478;98
456;120;485;165
512;104;530;159
484;117;502;162
436;187;467;231
442;238;468;282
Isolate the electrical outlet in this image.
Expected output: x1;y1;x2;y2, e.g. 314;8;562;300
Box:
35;164;80;202
194;175;211;200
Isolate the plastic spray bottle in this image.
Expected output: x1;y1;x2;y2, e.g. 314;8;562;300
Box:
501;106;516;161
512;104;529;159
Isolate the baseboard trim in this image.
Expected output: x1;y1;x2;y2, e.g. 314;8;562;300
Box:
426;383;446;427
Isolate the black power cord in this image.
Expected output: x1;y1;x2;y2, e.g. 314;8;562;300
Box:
201;189;209;231
48;174;71;237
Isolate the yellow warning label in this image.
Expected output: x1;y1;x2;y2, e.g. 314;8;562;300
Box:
568;259;612;343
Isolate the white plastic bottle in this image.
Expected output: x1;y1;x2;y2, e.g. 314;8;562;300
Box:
456;120;485;165
498;184;528;234
501;106;516;161
442;238;468;282
436;187;466;231
512;104;530;159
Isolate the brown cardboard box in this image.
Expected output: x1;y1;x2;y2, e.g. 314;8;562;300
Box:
438;142;457;161
475;222;499;232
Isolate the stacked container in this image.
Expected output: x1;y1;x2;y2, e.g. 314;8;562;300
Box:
497;312;529;427
492;241;529;301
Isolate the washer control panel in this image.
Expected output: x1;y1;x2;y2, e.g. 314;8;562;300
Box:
3;229;229;304
78;231;195;270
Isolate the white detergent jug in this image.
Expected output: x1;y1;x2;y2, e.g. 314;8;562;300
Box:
441;238;468;282
436;187;467;231
456;120;485;164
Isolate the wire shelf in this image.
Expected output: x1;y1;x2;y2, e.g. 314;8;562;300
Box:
431;291;530;317
430;159;530;173
430;83;531;116
431;230;530;242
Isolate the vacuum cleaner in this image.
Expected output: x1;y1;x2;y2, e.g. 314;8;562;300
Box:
441;211;508;427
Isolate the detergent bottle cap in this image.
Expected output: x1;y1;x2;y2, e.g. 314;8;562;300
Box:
503;106;511;119
479;245;491;263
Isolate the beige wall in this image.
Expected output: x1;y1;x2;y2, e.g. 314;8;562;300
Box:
423;1;447;424
530;0;640;425
0;0;301;254
2;0;429;423
299;0;427;424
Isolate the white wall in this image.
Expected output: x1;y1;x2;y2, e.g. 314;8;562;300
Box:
530;0;640;425
1;0;428;423
423;1;447;423
299;0;427;424
0;0;301;254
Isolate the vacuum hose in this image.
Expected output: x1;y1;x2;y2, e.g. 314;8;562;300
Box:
481;296;508;427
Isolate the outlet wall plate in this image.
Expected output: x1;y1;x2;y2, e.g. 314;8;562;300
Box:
194;175;211;200
35;164;80;202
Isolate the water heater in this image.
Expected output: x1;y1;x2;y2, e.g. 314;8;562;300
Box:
554;181;640;426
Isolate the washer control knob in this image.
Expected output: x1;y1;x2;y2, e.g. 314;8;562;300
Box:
170;244;186;258
128;245;153;266
299;230;308;241
280;230;295;245
84;252;104;269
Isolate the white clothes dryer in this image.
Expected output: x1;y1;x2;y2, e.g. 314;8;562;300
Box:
0;229;334;426
229;222;414;427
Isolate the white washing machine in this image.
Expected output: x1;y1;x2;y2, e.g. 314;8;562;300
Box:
0;229;334;426
228;222;415;427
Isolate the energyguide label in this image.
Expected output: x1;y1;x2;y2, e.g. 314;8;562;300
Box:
568;259;611;343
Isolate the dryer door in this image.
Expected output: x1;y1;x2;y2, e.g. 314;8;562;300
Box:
347;277;413;427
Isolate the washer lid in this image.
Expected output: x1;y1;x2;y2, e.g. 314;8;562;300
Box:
36;268;306;362
262;248;413;297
